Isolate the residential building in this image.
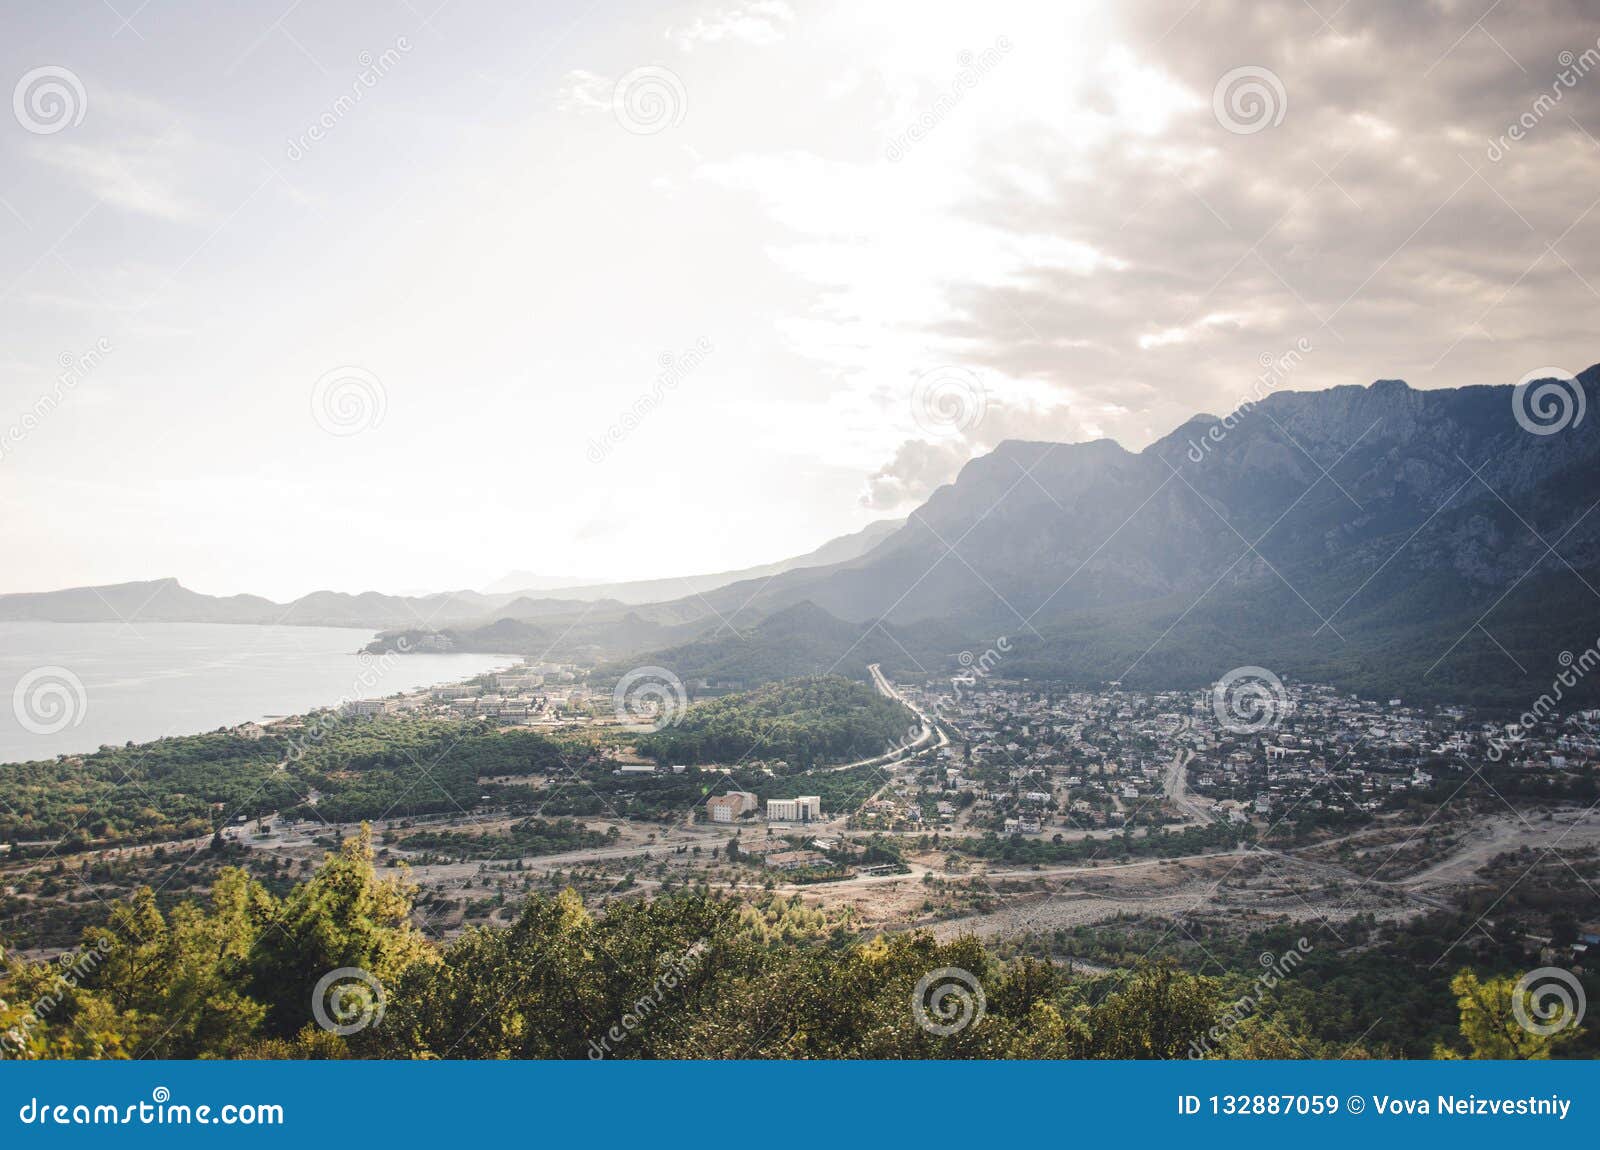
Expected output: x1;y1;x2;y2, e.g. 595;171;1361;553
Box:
707;790;760;823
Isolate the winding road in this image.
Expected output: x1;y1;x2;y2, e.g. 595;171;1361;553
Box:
821;663;949;772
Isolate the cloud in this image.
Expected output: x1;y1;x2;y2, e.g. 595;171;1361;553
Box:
39;128;201;222
928;0;1600;438
700;0;1600;493
555;69;613;113
861;387;1084;509
24;88;220;223
861;438;968;509
670;2;795;50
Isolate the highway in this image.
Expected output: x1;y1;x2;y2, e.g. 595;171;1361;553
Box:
822;663;949;772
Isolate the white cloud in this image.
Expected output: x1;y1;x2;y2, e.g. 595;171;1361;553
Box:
670;2;795;50
38;124;201;223
554;69;613;113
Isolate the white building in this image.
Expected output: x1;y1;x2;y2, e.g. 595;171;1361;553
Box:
766;795;822;822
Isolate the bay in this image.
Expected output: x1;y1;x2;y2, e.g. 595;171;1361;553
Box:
0;621;517;763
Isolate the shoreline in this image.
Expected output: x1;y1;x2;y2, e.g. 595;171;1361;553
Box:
0;620;522;765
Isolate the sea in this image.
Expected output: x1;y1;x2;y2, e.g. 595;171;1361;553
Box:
0;621;518;764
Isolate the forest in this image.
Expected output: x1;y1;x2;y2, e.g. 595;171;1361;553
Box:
636;675;915;768
0;719;597;854
0;827;1585;1061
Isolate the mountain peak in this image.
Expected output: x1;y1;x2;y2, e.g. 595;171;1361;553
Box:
993;436;1131;457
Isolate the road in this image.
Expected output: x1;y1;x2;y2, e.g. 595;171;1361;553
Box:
1162;741;1210;825
821;663;949;773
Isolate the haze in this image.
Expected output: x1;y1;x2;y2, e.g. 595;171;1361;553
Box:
1;0;1597;600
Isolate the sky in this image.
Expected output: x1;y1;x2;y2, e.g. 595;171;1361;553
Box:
0;0;1597;600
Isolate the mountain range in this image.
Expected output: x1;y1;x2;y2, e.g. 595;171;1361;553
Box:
629;366;1599;706
0;519;900;632
7;367;1596;707
478;518;904;603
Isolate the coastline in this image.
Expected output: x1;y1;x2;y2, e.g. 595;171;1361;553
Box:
0;620;521;764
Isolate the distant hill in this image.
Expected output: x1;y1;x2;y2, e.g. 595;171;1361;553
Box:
480;518;905;603
0;578;517;631
1;519;905;632
0;578;282;624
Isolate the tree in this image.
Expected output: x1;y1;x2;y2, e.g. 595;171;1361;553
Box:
247;825;434;1037
1087;964;1220;1059
1436;970;1582;1060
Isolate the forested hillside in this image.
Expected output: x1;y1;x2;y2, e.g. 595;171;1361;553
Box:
1;829;1585;1061
637;675;915;768
0;720;595;851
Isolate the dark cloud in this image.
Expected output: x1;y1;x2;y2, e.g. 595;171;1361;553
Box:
932;0;1600;448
